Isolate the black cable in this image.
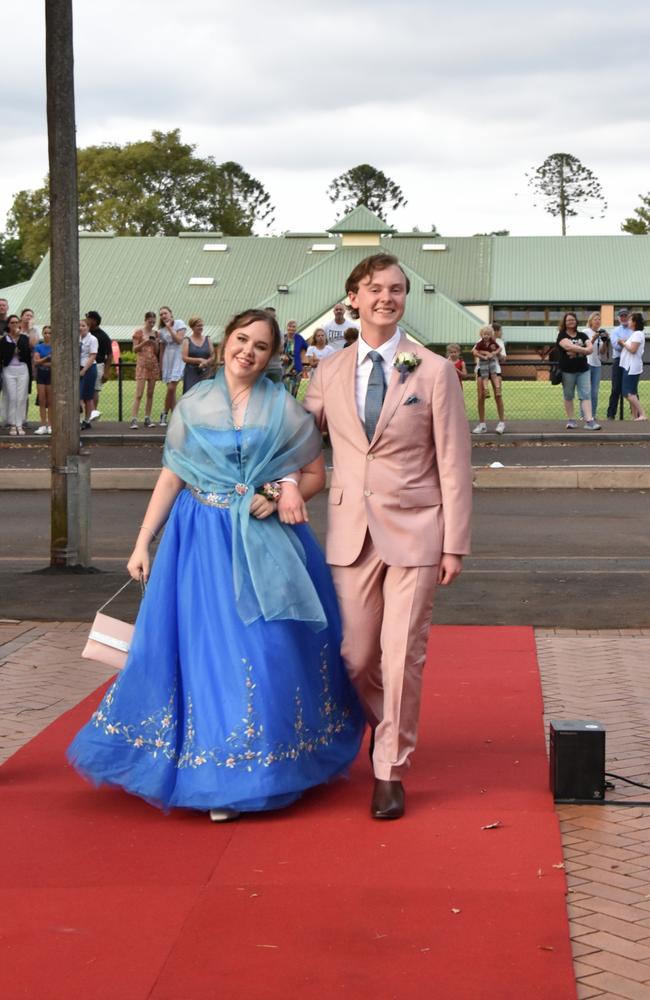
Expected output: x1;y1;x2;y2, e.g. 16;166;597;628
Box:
605;771;650;791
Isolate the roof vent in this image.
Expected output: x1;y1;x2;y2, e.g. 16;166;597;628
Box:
310;244;336;252
203;243;229;252
188;277;215;286
277;284;290;294
422;243;447;251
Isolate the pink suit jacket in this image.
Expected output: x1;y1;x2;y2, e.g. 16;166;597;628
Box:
304;336;473;567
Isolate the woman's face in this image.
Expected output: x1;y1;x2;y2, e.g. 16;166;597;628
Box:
7;317;20;337
79;320;89;337
42;326;51;341
144;315;155;330
21;310;34;326
565;314;577;331
159;308;172;326
223;320;274;380
314;330;326;348
192;322;204;336
590;314;601;330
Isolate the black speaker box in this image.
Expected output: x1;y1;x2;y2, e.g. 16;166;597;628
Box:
549;719;605;802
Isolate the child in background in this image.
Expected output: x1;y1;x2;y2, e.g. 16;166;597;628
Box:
473;325;501;378
446;343;468;382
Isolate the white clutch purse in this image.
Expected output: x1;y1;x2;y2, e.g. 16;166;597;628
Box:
82;578;143;671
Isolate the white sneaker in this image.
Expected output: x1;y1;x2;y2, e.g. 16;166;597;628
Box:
495;421;506;435
9;426;17;436
130;419;138;429
47;426;52;434
17;426;26;436
209;808;241;823
472;423;487;434
35;425;48;435
89;410;101;422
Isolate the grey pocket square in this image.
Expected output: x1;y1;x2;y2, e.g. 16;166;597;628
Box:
404;395;422;406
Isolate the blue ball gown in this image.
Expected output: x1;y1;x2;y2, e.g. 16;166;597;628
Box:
68;474;364;814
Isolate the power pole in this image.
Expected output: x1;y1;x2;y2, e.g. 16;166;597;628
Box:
46;0;91;566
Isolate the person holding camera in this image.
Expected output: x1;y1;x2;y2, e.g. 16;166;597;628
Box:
585;311;610;421
130;311;160;429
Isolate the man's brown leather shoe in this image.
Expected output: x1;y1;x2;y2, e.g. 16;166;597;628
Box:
371;779;404;820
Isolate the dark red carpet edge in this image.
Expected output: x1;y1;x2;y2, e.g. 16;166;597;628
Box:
0;626;576;1000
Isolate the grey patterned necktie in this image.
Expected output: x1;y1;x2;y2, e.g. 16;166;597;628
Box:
364;351;386;441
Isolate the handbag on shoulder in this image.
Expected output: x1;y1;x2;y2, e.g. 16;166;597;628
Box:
82;577;144;671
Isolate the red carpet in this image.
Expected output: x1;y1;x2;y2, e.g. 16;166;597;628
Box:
0;626;575;1000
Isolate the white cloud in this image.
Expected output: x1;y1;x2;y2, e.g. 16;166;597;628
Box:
2;0;649;238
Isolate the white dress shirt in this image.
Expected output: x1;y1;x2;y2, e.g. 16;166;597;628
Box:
355;327;402;422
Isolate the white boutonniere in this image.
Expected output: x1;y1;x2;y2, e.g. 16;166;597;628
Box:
394;352;422;383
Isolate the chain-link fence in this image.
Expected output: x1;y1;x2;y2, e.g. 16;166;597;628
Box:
25;359;647;425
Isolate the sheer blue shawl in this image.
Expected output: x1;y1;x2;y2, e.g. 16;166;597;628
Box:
163;371;327;630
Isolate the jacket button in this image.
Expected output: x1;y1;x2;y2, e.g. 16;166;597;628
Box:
363;489;372;497
367;454;374;461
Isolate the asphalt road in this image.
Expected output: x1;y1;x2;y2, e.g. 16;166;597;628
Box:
3;440;650;468
2;488;648;626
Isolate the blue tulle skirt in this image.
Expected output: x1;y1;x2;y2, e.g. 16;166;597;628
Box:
67;489;364;813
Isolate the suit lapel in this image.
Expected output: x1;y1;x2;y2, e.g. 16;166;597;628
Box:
335;343;368;447
370;336;414;444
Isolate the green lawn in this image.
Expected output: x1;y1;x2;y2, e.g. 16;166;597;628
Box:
27;377;646;424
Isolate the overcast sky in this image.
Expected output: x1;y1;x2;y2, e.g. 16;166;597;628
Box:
3;0;650;239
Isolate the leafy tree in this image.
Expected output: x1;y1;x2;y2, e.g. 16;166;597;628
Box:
621;193;650;234
526;153;606;235
0;233;35;286
473;229;510;236
7;129;275;267
327;164;407;220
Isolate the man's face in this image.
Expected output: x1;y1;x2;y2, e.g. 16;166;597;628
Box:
286;321;297;337
619;313;629;327
333;304;345;323
86;315;98;331
0;299;8;318
347;265;406;332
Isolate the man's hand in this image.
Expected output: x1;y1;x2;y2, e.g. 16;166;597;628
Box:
278;483;309;524
437;553;463;586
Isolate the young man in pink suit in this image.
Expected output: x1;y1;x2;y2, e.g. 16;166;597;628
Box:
304;253;472;819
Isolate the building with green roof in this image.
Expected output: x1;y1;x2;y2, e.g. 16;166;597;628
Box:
2;207;648;351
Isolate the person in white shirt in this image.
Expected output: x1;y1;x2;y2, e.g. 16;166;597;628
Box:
79;318;99;429
584;312;609;420
305;328;336;368
322;303;358;352
619;312;647;421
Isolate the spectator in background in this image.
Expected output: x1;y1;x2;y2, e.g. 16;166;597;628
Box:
182;316;214;393
1;315;31;435
584;312;609;420
556;312;600;430
305;328;336;368
281;319;307;395
472;323;506;435
263;307;284;383
0;298;8;424
19;308;40;348
446;343;468;381
85;311;112;422
322;302;358;352
34;324;52;434
79;318;98;431
130;312;160;429
606;308;630;419
620;312;646;421
158;306;186;426
0;298;8;335
343;327;359;348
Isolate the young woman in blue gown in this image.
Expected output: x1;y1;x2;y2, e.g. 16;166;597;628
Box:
68;310;364;821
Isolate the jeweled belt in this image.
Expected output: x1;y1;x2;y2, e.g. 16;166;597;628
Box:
188;483;251;509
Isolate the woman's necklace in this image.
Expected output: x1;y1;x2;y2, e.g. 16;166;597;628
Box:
230;385;251;430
